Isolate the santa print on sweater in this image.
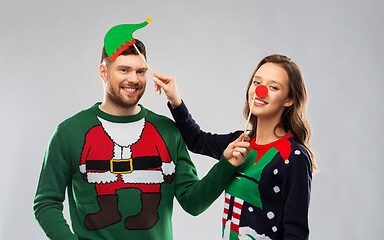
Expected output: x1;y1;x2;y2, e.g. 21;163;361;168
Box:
79;117;175;230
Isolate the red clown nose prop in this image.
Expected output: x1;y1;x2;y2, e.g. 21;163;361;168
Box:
255;85;268;98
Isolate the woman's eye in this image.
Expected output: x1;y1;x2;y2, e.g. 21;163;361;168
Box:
270;86;278;90
253;81;261;85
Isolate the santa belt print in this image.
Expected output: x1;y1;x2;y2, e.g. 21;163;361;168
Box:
86;156;162;174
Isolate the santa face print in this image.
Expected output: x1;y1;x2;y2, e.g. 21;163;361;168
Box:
248;63;293;120
100;54;148;110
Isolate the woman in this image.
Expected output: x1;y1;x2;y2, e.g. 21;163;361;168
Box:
154;54;318;240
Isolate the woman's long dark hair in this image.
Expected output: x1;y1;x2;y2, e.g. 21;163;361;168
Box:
244;54;318;174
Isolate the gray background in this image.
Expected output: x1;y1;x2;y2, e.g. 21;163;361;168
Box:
1;0;383;239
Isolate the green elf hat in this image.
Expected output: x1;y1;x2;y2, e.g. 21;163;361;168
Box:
104;18;151;61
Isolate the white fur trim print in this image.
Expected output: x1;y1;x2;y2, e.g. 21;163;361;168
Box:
121;170;164;184
87;171;118;184
238;226;272;240
113;145;132;160
121;146;132;159
113;145;122;159
97;117;145;147
222;220;232;240
79;164;86;174
161;161;176;175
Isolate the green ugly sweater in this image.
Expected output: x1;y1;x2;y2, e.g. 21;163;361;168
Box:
34;103;239;240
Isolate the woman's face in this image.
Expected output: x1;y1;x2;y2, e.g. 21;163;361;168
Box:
248;63;293;120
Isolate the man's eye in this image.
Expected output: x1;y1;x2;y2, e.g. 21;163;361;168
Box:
121;69;127;72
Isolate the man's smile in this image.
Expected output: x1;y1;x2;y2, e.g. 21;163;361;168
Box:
122;86;139;93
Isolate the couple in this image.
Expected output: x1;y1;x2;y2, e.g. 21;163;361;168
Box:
34;31;317;240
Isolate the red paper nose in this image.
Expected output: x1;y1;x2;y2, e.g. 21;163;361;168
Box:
255;85;268;98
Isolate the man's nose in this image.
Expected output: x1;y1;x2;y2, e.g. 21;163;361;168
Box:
127;73;139;83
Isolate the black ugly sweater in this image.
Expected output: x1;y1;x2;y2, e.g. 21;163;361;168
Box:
168;101;312;240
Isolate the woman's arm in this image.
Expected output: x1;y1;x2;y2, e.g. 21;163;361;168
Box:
154;73;242;160
282;145;312;239
169;100;242;159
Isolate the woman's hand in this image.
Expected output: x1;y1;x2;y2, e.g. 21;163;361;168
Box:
153;73;182;108
224;133;250;167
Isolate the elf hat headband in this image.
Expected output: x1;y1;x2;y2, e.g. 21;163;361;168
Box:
104;18;151;61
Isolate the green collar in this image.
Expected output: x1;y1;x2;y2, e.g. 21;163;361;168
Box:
91;102;147;123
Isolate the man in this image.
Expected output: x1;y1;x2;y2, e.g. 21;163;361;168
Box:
33;29;249;239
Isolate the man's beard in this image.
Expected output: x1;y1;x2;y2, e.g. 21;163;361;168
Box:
106;84;145;109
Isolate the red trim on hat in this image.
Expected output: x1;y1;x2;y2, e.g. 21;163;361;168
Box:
107;38;136;61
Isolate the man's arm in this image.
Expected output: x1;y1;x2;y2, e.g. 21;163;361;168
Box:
174;134;248;216
33;129;78;240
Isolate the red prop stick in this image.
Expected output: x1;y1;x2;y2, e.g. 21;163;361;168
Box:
243;85;268;136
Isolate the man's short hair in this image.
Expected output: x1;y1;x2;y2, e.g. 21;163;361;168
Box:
100;39;146;65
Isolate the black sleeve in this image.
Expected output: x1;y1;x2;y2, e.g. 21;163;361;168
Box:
282;145;312;240
168;100;242;160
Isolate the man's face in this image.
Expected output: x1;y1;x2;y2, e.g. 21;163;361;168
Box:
100;54;147;109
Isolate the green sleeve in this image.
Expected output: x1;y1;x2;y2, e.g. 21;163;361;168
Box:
33;128;79;240
174;137;239;216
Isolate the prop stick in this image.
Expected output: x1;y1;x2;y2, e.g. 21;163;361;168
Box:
133;43;155;78
243;85;269;136
243;94;257;135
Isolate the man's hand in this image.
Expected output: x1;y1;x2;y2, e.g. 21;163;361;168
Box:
163;173;175;184
81;173;88;182
152;73;182;108
223;133;250;167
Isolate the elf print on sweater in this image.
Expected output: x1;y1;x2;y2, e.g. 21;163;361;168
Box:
167;101;312;240
222;134;311;240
